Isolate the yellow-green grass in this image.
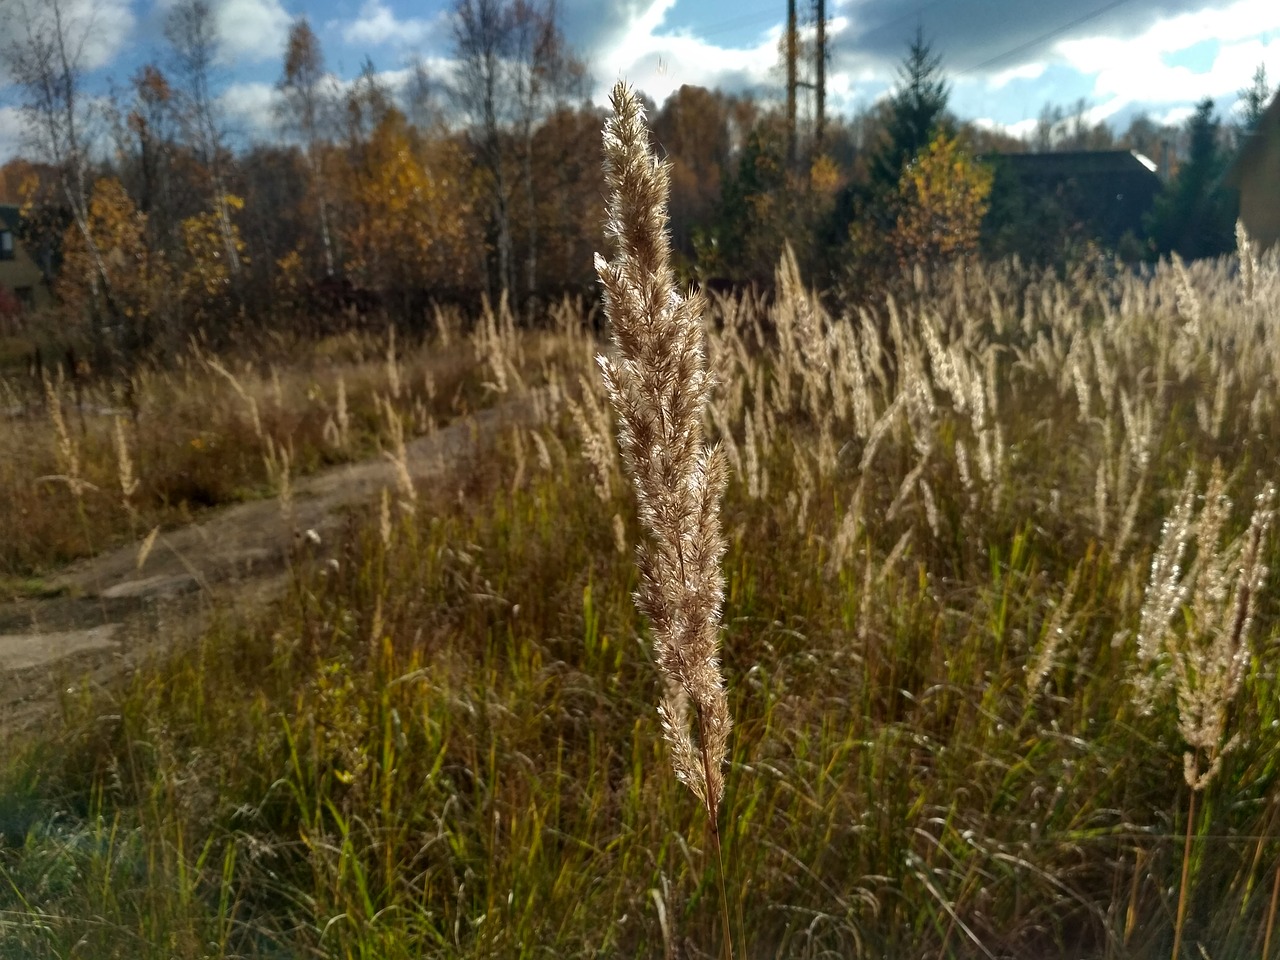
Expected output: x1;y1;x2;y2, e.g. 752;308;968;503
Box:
0;314;578;585
4;256;1280;959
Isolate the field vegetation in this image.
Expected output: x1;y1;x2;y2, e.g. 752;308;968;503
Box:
4;96;1280;956
0;300;583;591
1;6;1279;956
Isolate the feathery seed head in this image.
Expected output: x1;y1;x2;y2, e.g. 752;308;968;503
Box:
595;81;732;818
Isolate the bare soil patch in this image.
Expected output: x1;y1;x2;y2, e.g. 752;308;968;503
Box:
0;395;540;731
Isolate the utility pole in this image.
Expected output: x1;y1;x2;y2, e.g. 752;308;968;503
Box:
786;0;797;168
814;0;826;151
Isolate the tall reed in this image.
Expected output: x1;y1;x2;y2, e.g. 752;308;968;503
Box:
594;80;734;958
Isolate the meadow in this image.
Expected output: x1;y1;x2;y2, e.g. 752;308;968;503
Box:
3;91;1280;959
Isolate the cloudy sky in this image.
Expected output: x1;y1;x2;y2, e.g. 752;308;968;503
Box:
0;0;1277;162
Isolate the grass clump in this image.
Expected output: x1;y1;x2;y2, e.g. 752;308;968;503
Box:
0;305;579;583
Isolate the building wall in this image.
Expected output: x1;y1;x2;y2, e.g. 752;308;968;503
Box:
1238;122;1280;250
0;229;53;313
1231;93;1280;251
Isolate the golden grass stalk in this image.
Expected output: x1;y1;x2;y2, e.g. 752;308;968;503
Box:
207;358;264;443
136;524;159;571
113;415;140;512
42;371;86;500
593;80;734;956
379;487;392;550
336;375;350;450
379;395;416;513
1134;465;1277;960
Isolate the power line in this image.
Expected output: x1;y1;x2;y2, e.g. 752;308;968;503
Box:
957;0;1138;76
852;0;948;44
691;4;780;43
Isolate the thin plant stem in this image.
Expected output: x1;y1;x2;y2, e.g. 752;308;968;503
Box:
699;705;735;960
1263;858;1280;960
1172;787;1197;960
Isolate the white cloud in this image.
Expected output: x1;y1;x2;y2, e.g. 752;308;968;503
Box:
1054;0;1280;108
218;80;281;141
0;106;25;165
0;0;135;75
986;61;1047;91
342;0;442;49
971;115;1039;139
591;0;781;106
1158;104;1197;126
216;0;291;64
153;0;291;66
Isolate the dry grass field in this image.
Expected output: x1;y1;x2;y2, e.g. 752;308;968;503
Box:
4;86;1280;960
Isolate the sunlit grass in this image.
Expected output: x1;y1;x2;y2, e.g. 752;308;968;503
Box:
4;241;1280;958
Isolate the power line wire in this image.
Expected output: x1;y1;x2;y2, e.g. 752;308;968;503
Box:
957;0;1138;75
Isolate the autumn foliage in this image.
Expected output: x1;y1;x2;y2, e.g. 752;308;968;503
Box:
889;132;993;269
57;177;164;334
179;194;248;323
338;109;480;302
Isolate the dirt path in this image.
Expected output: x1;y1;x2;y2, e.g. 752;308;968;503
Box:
0;394;542;731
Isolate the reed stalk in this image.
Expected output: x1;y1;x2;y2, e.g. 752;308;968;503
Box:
594;80;735;960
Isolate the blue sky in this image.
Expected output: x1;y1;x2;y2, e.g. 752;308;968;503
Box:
0;0;1277;162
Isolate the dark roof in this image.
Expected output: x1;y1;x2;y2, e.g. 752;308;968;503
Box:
985;149;1163;248
1225;90;1280;188
993;150;1159;178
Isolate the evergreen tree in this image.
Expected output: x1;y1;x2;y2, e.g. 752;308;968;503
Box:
871;27;950;191
823;28;951;293
1238;64;1272;134
1147;98;1237;260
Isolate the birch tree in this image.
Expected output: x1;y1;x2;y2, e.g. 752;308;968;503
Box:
277;17;336;277
0;0;127;337
165;0;242;280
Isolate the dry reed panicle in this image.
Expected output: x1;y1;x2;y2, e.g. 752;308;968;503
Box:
207;358;264;443
385;325;402;400
41;371;89;499
379;487;393;549
566;382;617;503
336;375;350;450
379;395;417;514
593;81;732;820
113;416;141;526
1135;465;1276;787
113;417;139;503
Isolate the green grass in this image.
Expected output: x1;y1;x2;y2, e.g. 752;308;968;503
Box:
4;260;1280;958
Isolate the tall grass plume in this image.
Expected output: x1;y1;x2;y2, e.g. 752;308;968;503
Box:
593;79;734;955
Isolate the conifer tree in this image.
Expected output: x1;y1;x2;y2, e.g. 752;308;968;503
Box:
871;27;950;191
1147;98;1237;260
1238;64;1271;134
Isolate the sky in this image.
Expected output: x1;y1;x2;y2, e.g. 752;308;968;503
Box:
0;0;1277;163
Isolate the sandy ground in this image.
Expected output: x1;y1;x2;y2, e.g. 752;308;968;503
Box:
0;394;542;732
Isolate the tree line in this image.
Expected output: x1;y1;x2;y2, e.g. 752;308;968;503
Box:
0;0;1271;360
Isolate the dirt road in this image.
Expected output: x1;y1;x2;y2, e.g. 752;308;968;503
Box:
0;396;541;731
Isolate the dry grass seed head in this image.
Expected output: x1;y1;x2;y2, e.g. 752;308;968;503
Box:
594;80;732;815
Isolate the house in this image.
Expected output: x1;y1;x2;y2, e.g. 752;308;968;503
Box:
0;204;53;314
989;150;1162;251
1226;91;1280;249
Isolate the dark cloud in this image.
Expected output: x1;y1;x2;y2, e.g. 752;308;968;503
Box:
830;0;1228;76
554;0;659;61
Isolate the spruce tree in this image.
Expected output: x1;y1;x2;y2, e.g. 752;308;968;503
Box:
871;27;950;191
1238;64;1271;134
1147;98;1237;260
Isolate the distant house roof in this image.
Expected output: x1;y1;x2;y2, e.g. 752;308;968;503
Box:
995;149;1159;178
987;149;1162;248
